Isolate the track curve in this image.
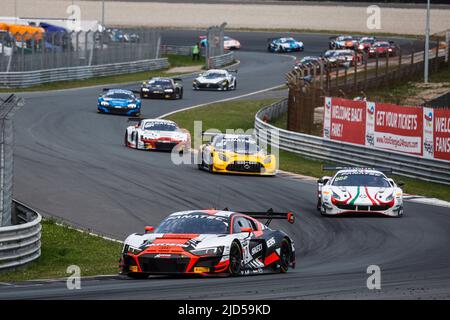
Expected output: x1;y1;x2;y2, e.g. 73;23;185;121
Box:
1;32;449;299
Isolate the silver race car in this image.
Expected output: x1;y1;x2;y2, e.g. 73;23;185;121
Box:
193;69;237;91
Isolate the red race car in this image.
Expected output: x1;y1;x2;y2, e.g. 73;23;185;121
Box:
119;209;296;278
368;41;397;58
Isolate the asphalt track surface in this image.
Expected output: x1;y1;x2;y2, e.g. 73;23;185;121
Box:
1;31;449;299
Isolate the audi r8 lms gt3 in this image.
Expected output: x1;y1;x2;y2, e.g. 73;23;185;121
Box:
125;118;190;152
294;56;324;71
97;88;141;116
329;35;357;50
317;167;404;217
199;36;241;50
119;209;296;278
193;69;237;91
197;134;277;175
267;37;304;53
368;41;398;58
140;77;183;99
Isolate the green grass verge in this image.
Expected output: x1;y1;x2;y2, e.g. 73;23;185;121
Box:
166;98;450;202
0;54;204;93
0;220;122;282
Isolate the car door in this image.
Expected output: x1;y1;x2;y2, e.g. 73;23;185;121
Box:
233;216;266;269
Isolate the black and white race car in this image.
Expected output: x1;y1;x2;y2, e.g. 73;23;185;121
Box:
140;77;183;99
317;167;404;217
119;209;295;278
193;69;237;91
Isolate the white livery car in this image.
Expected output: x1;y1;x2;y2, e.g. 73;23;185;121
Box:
317;167;404;217
125;118;190;152
193;69;237;91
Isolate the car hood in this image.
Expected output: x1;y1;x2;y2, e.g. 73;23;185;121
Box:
327;185;398;205
140;130;187;140
195;76;226;84
101;98;135;106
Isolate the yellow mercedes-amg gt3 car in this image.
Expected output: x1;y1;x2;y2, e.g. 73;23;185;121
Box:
197;134;277;175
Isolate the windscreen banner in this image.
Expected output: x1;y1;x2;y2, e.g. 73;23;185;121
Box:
323;97;450;162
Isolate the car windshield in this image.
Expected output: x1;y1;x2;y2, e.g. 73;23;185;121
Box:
332;173;391;187
203;72;225;79
155;213;229;234
143;122;177;131
339;36;353;41
324;51;337;58
361;39;375;44
148;79;171;86
106;92;133;99
375;43;389;47
215;138;261;154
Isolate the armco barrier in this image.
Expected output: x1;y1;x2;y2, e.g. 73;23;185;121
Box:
0;58;169;88
255;99;450;185
208;52;235;69
0;200;42;271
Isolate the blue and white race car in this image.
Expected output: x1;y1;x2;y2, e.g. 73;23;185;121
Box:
97;89;141;116
267;37;304;53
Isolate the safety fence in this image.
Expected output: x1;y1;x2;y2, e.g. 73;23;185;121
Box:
0;57;169;88
255;99;450;185
159;45;206;57
208;52;235;69
287;37;450;134
0;200;42;271
0;29;161;72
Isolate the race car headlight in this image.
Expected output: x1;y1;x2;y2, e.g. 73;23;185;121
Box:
128;104;137;109
332;191;341;200
100;101;109;106
126;246;143;255
142;88;150;92
358;44;364;49
217;153;229;162
385;193;394;201
191;246;224;256
164;89;174;93
263;155;273;164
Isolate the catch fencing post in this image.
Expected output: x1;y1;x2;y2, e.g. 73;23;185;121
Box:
0;95;23;227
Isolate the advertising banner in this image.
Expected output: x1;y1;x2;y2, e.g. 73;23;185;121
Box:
373;103;423;155
324;97;366;145
433;108;450;161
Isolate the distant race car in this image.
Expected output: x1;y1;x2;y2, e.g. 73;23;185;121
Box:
368;41;398;57
193;69;237;91
125;118;190;152
329;35;357;50
140;77;183;99
267;37;304;53
323;49;361;67
197;133;277;175
317;167;404;217
119;208;296;278
294;56;324;70
356;36;377;53
199;35;241;50
97;88;141;116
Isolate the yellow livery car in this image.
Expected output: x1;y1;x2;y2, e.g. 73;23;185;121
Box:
197;134;277;175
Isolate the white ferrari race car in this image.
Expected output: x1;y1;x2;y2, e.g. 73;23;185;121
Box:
317;167;404;217
193;69;237;91
125;118;190;152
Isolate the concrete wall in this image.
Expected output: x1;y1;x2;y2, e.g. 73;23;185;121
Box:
3;0;450;35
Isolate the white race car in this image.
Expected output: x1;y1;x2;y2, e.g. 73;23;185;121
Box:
317;167;404;217
193;69;237;91
125;118;190;152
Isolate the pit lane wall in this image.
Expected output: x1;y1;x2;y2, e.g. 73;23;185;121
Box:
0;58;169;88
254;99;450;185
0;200;42;271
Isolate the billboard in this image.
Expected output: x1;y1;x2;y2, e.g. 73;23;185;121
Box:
323;97;449;162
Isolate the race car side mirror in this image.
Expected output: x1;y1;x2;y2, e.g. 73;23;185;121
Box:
240;227;253;233
397;181;405;187
144;226;154;233
317;178;324;184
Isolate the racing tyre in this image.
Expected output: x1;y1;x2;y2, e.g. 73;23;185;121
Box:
124;132;128;147
279;239;291;273
127;273;149;279
233;80;237;90
228;242;242;276
180;89;183;99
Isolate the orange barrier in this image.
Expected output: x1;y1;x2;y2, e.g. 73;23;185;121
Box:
8;24;45;41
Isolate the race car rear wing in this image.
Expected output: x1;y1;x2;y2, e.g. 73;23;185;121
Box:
322;165;393;173
226;69;238;74
228;208;295;226
172;78;183;84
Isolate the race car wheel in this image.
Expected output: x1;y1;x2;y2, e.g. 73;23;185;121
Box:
233;80;237;90
228;242;242;276
124;132;128;147
135;133;139;149
279;239;291;273
127;272;149;279
180;89;183;99
396;207;404;218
